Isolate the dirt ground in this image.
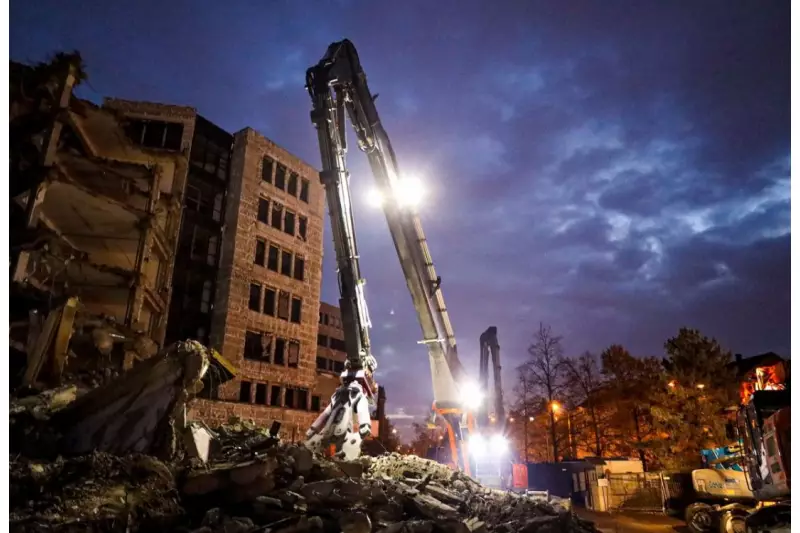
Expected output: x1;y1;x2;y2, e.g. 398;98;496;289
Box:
574;508;687;533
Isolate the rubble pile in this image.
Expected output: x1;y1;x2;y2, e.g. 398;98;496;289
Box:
10;453;181;532
9;342;598;533
10;440;598;533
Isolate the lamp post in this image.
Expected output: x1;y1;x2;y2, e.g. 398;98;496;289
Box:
551;401;575;460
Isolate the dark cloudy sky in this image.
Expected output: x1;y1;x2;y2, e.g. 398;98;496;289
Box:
11;1;790;417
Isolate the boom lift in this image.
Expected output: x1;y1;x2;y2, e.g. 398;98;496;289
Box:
303;39;478;472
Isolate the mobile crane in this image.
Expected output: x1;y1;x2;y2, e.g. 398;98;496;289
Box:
303;39;479;472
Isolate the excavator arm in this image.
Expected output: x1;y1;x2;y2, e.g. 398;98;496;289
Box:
306;39;471;469
479;326;504;427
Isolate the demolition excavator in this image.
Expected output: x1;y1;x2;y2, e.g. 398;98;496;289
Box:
470;326;512;487
303;39;482;473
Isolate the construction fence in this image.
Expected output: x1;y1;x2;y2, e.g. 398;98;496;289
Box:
594;471;690;513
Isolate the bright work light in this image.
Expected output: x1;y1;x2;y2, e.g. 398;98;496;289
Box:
459;381;484;410
469;434;487;457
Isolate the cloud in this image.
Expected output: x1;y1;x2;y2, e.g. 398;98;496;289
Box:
10;0;789;414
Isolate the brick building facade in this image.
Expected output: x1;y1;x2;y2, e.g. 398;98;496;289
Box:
189;128;327;438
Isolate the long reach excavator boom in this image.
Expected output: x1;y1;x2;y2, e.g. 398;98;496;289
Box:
303;39;475;471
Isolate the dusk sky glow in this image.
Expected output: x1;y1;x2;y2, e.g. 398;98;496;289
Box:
11;1;790;417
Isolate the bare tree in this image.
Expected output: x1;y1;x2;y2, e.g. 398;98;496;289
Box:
521;322;566;462
512;364;534;462
562;351;606;456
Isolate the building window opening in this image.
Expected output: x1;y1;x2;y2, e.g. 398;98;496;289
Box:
239;381;252;403
297;389;309;411
207;235;218;266
248;283;261;311
300;179;310;203
263;287;276;316
254;239;266;266
293;257;305;281
330;337;346;352
257;198;269;224
271;203;283;230
284;210;296;236
277;291;291;320
185;185;202;211
200;280;212;314
288;341;300;368
267;244;279;272
274;338;286;365
262;157;274;183
275;165;287;190
255;383;268;405
270;385;281;406
311;395;321;411
281;250;293;277
298;216;308;241
213;193;223;222
244;331;265;361
287;172;298;196
284;387;295;409
290;297;302;324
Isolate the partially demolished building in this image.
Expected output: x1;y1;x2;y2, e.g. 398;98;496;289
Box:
10;56;193;385
10;54;340;439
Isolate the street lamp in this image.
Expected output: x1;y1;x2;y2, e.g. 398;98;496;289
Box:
551;401;575;460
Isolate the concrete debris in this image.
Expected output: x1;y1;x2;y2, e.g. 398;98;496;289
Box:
10;340;211;461
9;343;598;533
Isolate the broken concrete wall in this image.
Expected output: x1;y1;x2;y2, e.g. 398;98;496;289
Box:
10;57;198;391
